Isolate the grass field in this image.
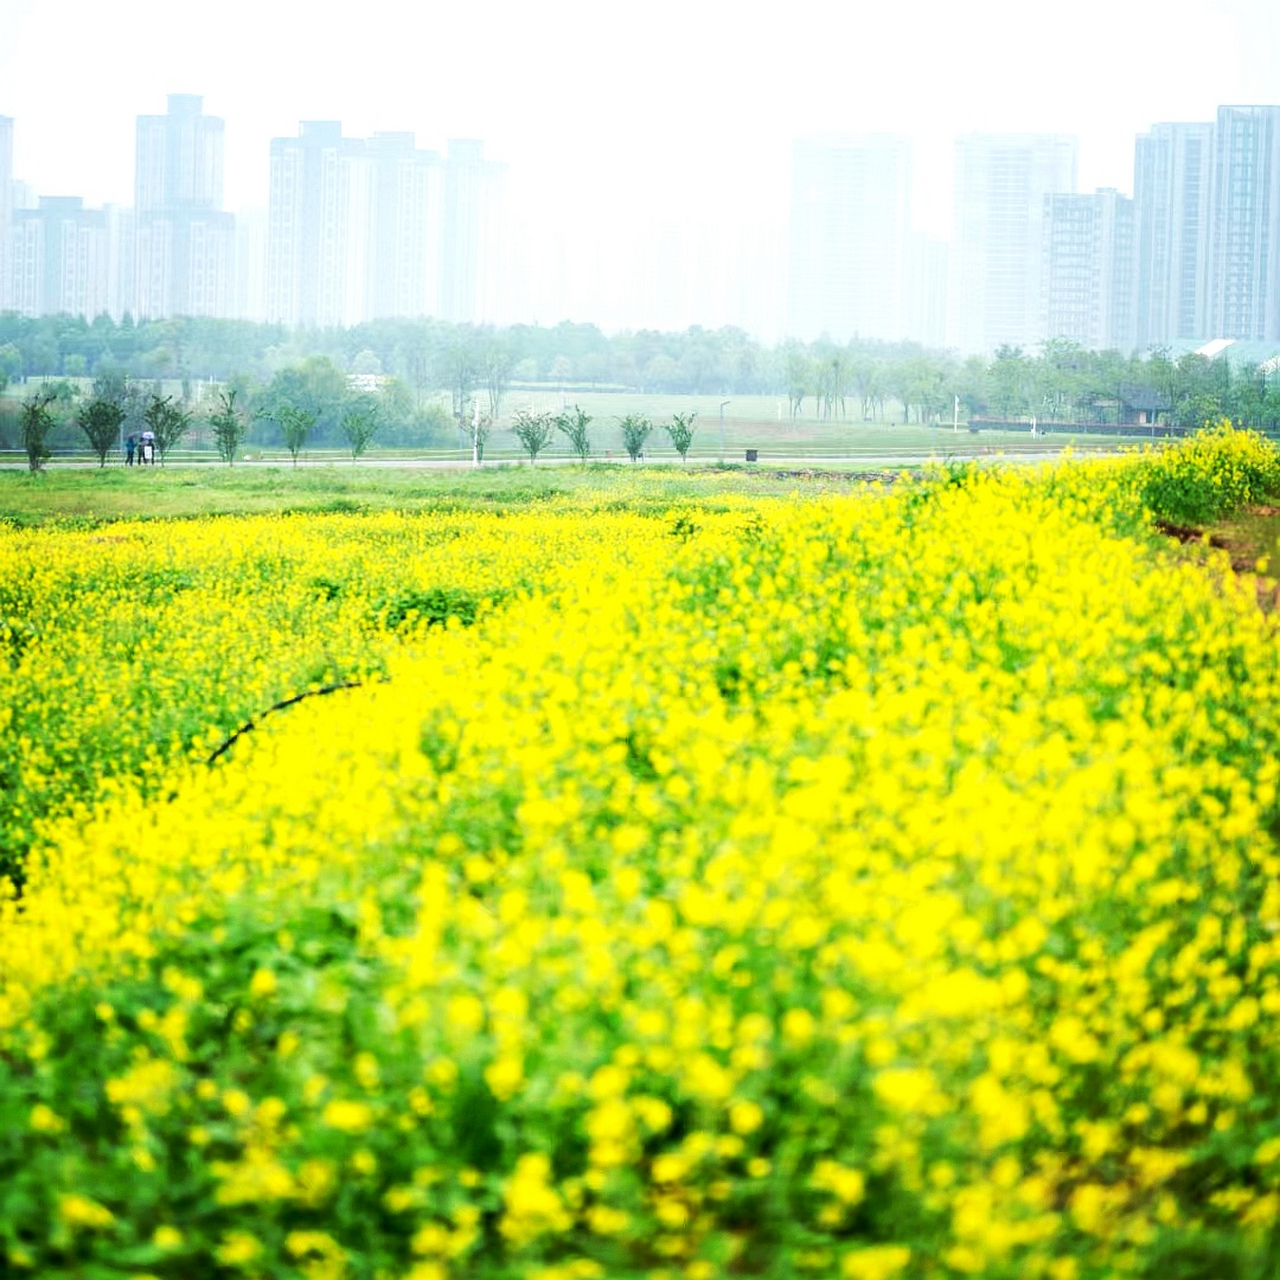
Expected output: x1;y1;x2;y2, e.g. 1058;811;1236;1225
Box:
0;463;904;526
4;429;1280;1277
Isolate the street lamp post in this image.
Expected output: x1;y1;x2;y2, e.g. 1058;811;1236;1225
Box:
719;400;730;464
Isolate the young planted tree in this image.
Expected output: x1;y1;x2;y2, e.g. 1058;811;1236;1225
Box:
511;409;554;465
618;413;652;463
77;397;127;467
20;389;57;472
341;405;380;462
144;394;192;465
272;405;317;467
555;404;592;462
664;411;697;463
209;389;247;465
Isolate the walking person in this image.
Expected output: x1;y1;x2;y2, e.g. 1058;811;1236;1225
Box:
125;434;136;466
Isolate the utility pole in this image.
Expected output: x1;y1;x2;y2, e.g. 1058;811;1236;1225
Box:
719;400;730;464
953;394;959;434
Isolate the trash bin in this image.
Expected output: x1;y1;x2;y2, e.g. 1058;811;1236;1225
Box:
745;449;758;462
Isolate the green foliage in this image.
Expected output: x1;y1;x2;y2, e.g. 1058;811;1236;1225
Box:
618;413;653;462
554;404;593;461
19;389;57;472
76;398;126;467
143;394;192;464
510;409;555;464
208;390;246;465
269;405;318;467
665;411;697;461
1136;420;1280;526
340;403;380;462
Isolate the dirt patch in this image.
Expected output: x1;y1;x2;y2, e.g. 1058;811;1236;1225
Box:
1159;507;1280;612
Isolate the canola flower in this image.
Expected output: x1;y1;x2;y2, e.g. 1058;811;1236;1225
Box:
1;430;1280;1278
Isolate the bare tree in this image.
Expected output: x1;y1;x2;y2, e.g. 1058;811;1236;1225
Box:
483;341;512;418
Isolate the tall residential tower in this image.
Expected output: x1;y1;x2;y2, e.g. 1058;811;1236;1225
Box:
948;133;1078;353
787;134;912;342
1133;122;1213;347
133;95;234;318
1206;105;1280;341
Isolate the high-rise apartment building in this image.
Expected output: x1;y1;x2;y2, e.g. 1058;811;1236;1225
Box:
10;196;109;318
903;232;949;349
0;116;12;311
367;132;442;320
439;139;507;324
787;134;912;343
104;204;135;320
234;208;268;323
1133;122;1213;347
1206;105;1280;341
948;133;1078;353
133;95;234;318
266;122;374;328
1042;189;1137;351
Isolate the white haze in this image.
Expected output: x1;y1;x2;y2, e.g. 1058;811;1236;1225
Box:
1;0;1277;330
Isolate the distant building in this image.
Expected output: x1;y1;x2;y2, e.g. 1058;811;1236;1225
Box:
1042;189;1137;351
266;122;374;328
133;95;234;318
367;132;442;321
0;116;11;311
787;134;912;342
234;208;268;323
904;232;949;349
948;133;1078;353
439;139;507;324
1206;105;1280;341
1133;122;1213;347
10;196;109;319
104;204;135;320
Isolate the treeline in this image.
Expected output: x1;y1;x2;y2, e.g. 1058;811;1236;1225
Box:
1;314;1279;434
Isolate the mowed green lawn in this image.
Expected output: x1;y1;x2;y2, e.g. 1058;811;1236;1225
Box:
0;461;913;527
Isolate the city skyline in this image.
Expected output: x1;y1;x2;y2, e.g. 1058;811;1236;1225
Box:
5;98;1280;352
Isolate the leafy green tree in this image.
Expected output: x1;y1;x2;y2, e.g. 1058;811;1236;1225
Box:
511;409;554;465
77;397;126;467
664;411;697;463
20;389;57;472
341;404;380;462
618;413;652;463
209;389;246;465
144;394;192;464
268;405;317;467
0;344;22;392
554;404;592;461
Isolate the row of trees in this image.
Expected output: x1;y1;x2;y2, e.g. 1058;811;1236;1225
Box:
12;371;388;471
509;408;698;465
5;313;1280;442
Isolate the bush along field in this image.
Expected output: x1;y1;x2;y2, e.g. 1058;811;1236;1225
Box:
2;428;1280;1279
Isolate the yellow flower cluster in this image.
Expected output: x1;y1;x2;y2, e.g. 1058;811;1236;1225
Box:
3;435;1280;1278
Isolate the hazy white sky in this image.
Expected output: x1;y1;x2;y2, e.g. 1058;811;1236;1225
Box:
1;0;1278;240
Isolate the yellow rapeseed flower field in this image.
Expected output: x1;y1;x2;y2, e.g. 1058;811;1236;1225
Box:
3;428;1280;1279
